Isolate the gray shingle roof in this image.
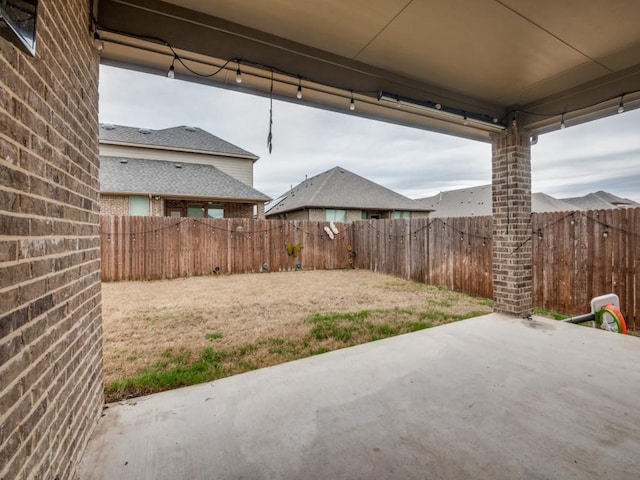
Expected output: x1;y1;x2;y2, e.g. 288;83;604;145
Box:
100;156;270;202
561;191;640;210
415;185;575;217
266;166;432;215
99;124;258;160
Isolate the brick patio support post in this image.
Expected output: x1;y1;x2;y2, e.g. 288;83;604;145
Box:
491;126;533;317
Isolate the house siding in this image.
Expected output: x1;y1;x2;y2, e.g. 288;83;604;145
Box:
99;144;255;186
0;1;103;479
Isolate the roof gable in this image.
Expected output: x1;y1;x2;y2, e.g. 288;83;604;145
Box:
266;166;432;215
100;156;270;202
562;191;640;210
99;124;258;160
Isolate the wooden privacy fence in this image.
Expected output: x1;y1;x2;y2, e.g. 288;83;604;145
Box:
532;208;640;331
100;208;640;330
351;217;493;299
100;216;354;281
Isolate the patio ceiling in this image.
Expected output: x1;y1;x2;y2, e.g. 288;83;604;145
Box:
96;0;640;142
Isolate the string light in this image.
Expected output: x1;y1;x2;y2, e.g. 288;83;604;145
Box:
167;55;176;79
235;66;242;84
93;32;104;52
618;95;625;114
560;113;566;129
349;91;355;111
296;76;303;99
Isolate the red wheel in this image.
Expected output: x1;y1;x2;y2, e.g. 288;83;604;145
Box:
596;304;627;334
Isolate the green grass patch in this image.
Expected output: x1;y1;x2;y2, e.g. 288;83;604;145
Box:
236;343;257;356
204;332;223;340
406;321;432;332
533;307;569;321
310;347;332;356
105;347;226;399
306;310;376;342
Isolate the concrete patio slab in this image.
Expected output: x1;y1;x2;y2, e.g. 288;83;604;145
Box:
77;314;640;479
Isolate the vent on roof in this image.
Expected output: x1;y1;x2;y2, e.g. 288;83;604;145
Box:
102;124;115;130
119;159;128;164
138;128;152;134
174;163;182;169
185;126;197;132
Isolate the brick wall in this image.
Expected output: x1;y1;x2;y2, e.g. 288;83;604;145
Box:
256;202;265;220
491;127;532;316
223;202;253;218
151;197;163;216
100;194;129;215
0;1;103;479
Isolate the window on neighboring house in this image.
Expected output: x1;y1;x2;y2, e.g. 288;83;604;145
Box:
188;204;205;218
129;196;149;216
185;203;224;218
393;211;411;219
207;205;224;218
326;209;346;222
362;211;381;219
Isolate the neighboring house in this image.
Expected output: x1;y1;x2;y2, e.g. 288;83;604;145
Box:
265;166;432;221
99;124;270;218
561;191;640;210
415;184;576;217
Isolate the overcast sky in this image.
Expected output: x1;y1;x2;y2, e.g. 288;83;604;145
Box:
99;65;640;202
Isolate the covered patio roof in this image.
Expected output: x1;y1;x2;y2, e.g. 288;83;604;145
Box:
96;0;640;142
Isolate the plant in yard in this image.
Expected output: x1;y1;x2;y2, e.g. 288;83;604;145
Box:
285;241;303;269
285;241;303;257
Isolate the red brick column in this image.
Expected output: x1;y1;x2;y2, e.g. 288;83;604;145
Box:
491;127;533;317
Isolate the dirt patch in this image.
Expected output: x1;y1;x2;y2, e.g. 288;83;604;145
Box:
103;270;493;400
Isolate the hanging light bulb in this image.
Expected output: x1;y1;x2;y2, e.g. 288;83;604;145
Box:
463;113;468;126
235;66;242;84
560;114;566;129
349;91;355;111
296;77;303;99
167;55;176;79
93;32;104;52
618;95;625;114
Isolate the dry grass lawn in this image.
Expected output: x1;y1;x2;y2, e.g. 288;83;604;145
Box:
103;270;493;401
